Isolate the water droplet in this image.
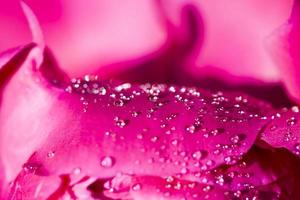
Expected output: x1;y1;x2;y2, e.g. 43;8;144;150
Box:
132;183;142;191
283;131;294;142
294;143;300;155
115;83;131;92
292;106;299;113
114;117;128;128
269;125;277;131
287;117;297;126
114;99;125;107
100;156;115;168
151;136;159;143
136;133;144;140
171;139;179;146
224;156;237;165
131;111;141;117
47;151;55;158
166;176;175;183
169;86;176;93
99;87;107;95
180;167;189;174
215;175;225;186
202;185;212;192
23;163;40;174
192;150;203;160
185;125;197;134
230;134;245;144
73;167;82;175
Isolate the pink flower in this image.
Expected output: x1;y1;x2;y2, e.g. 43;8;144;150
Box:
1;1;300;199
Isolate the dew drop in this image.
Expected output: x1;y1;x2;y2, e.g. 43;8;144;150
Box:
100;156;115;168
23;163;40;174
151;136;159;143
202;185;212;192
269;125;277;131
169;86;176;93
171;139;179;146
185;125;197;134
132;183;142;191
131;111;141;117
180;167;189;174
294;143;300;155
114;117;128;128
230;136;239;144
73;167;82;175
136;133;144;140
192;150;203;160
99;87;107;95
114;99;125;107
166;176;175;183
292;106;299;113
287;117;297;126
115;83;131;92
224;156;237;165
47;151;55;158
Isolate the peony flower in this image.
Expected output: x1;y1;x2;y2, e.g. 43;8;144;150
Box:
1;1;300;199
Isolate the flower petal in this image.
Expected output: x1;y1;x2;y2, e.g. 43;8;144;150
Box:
190;0;292;82
266;0;300;103
101;175;227;200
23;80;270;178
260;106;300;157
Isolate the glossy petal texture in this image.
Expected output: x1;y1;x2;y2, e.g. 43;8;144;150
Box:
11;147;298;199
0;42;276;199
22;77;272;177
1;1;300;199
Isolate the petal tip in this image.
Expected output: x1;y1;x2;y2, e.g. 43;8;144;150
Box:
20;1;45;50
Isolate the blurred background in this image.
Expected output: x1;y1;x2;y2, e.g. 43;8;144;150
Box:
0;0;297;106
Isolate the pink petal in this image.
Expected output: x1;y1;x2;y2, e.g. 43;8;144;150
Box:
101;175;227;200
20;1;44;49
0;4;57;194
267;0;300;103
0;46;270;196
94;146;299;199
8;174;63;200
161;0;293;82
100;174;281;200
1;1;294;84
0;0;167;77
260;106;300;157
11;146;297;199
20;79;270;178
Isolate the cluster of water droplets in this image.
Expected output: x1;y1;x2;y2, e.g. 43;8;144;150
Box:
264;105;300;157
19;76;291;199
58;76;278;198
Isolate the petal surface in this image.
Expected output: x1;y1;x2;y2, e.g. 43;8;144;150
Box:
260;106;300;157
267;0;300;103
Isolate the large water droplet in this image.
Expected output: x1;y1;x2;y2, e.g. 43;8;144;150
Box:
23;163;40;174
292;106;299;113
